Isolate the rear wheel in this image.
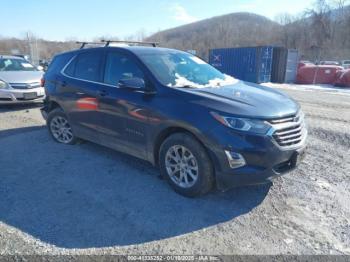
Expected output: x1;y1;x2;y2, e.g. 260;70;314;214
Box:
47;108;77;145
159;133;214;197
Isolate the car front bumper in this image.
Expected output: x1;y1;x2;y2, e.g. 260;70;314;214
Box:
206;126;307;191
215;145;307;191
0;87;45;104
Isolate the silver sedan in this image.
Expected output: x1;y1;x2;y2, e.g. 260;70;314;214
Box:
0;55;45;104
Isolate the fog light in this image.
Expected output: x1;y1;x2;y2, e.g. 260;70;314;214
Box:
224;150;246;169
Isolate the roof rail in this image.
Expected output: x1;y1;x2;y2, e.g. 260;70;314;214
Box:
101;40;159;47
76;41;104;49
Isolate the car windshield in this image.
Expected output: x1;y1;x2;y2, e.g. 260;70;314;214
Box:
0;58;37;72
139;51;238;88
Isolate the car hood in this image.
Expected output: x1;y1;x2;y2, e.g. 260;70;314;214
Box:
186;81;299;119
0;71;43;83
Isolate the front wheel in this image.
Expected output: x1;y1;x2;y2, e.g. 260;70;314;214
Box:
159;133;214;197
47;108;78;145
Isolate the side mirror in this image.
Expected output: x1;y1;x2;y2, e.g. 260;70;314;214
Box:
118;77;145;90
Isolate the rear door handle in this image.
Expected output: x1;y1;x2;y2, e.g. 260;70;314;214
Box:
98;90;108;97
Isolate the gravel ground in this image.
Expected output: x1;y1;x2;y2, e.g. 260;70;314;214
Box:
0;86;349;255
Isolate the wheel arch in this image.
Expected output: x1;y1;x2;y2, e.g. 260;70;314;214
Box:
47;100;62;112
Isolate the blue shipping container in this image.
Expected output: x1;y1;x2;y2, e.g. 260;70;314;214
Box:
209;46;274;83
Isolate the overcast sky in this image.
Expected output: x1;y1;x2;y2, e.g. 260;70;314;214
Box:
1;0;314;41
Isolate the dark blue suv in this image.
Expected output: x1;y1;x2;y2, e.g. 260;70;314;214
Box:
41;41;307;197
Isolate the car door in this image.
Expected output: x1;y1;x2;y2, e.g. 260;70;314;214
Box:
98;50;156;160
59;49;105;142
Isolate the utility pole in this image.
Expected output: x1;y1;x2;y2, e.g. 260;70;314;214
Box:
26;31;39;65
26;32;33;63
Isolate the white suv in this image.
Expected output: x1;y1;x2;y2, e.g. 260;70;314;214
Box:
0;55;45;104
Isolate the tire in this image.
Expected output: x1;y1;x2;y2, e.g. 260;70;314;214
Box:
159;133;214;197
47;108;78;145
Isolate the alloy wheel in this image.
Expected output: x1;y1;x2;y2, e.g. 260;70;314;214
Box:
50;116;74;144
165;145;199;188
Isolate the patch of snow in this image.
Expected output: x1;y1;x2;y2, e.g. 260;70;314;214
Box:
316;179;332;190
283;238;294;245
263;82;350;96
168;74;239;88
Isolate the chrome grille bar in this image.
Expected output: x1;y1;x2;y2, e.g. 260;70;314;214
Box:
10;82;41;89
275;131;303;141
275;125;303;136
268;111;307;149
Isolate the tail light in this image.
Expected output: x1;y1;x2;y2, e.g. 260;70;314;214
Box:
40;78;45;87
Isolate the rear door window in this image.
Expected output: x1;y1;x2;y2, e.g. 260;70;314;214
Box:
103;52;144;86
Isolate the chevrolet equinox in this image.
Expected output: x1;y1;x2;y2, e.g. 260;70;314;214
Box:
41;41;307;197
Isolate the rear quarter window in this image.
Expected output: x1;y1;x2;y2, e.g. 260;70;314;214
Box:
65;51;102;82
64;58;76;76
46;53;74;76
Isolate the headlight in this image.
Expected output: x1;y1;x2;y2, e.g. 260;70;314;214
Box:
0;80;8;89
211;112;271;134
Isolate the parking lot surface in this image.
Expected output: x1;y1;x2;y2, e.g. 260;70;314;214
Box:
0;87;349;255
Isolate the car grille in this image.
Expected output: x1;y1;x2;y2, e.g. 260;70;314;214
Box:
10;82;41;89
268;111;307;149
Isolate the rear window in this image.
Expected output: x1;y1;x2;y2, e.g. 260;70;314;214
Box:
64;51;102;82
